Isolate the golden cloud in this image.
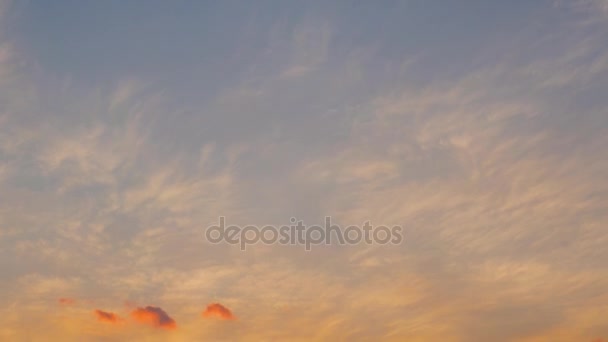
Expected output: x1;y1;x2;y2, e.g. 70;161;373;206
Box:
131;306;177;329
202;303;235;320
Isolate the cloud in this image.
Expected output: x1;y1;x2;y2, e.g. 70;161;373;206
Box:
0;2;607;341
131;306;176;329
58;298;75;306
202;303;235;320
94;309;121;324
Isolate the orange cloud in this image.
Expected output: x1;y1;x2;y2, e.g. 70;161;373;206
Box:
94;309;121;324
202;303;235;320
131;306;177;329
58;298;75;305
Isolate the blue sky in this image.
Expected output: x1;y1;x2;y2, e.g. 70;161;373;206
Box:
0;1;608;341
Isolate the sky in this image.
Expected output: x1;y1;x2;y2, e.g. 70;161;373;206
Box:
0;0;608;341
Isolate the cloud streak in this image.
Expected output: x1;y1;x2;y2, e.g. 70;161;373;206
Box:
94;309;121;324
58;298;75;306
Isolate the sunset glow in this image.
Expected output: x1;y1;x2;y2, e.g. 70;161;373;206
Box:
1;0;608;341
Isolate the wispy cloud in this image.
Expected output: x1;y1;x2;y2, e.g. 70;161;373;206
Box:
58;298;75;306
0;1;606;341
94;309;121;324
